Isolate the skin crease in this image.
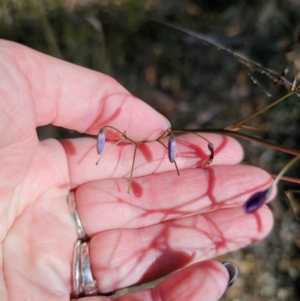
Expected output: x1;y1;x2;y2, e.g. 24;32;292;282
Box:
0;40;274;301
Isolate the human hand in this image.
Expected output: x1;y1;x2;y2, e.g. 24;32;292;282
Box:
0;40;273;301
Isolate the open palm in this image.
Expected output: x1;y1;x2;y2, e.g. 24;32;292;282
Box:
0;41;273;301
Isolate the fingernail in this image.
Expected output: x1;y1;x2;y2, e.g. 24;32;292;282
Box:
222;261;239;287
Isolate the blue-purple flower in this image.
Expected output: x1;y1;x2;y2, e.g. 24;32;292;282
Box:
97;129;105;155
168;135;177;163
243;189;270;213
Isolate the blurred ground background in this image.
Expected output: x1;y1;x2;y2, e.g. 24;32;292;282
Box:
1;0;300;300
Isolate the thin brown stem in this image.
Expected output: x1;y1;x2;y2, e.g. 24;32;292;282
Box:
102;125;125;137
96;139;124;165
128;144;138;194
172;130;215;166
174;160;180;176
226;91;297;131
175;128;300;157
172;130;211;144
271;174;300;185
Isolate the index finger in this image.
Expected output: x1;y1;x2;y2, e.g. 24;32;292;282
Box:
1;40;170;140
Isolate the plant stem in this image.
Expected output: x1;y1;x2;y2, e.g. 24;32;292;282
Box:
271;174;300;185
273;156;300;186
174;128;300;157
226;91;297;130
128;144;138;194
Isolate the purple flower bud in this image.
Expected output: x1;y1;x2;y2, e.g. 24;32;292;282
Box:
168;136;177;163
243;189;269;213
97;129;105;154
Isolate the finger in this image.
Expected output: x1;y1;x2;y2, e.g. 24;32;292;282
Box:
1;40;169;140
76;165;272;235
115;261;229;301
0;40;168;193
89;206;273;293
78;261;229;301
62;133;243;187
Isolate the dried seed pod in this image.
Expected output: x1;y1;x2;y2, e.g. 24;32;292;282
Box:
168;135;177;163
97;129;105;155
243;189;270;213
203;142;215;167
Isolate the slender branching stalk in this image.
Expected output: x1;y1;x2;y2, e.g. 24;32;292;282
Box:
226;91;298;131
95;24;300;203
128;143;138;194
273;156;300;187
96;139;125;165
177;128;300;157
